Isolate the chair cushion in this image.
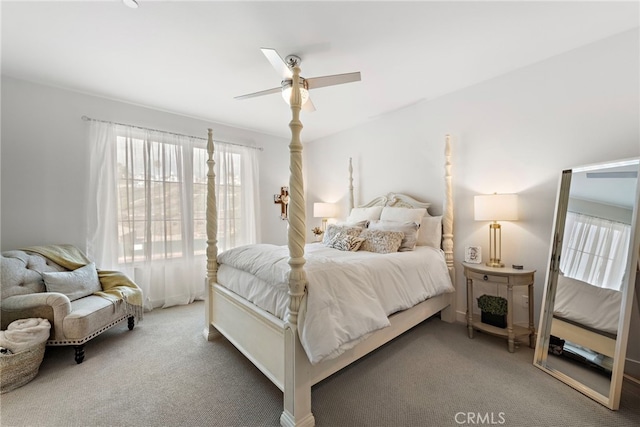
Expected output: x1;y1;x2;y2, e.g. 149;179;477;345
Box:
61;296;128;341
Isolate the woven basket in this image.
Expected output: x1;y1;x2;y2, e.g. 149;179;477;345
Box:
0;342;46;394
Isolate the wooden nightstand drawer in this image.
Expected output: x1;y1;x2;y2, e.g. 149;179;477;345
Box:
466;270;509;284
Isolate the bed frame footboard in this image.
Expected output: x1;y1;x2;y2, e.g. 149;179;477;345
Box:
207;282;453;427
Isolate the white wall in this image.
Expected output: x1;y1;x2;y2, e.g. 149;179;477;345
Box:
304;29;640;334
0;76;291;252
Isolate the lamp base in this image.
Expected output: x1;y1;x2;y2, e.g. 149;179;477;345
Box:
487;223;504;268
485;260;504;268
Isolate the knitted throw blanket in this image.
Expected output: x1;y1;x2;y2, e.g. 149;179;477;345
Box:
22;244;143;321
0;318;51;354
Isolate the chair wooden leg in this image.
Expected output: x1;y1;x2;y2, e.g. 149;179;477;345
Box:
127;316;135;330
74;345;85;364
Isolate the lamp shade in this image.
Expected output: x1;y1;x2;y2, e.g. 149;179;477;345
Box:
474;194;518;221
313;202;337;218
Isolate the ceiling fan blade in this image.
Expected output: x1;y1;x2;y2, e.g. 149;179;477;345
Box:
306;72;361;89
261;48;293;79
302;98;316;112
234;86;281;100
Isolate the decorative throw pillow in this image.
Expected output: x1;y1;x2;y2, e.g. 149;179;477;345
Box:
42;262;102;301
417;215;443;248
322;224;363;246
359;229;404;254
337;219;370;228
368;220;420;252
329;233;365;252
380;207;427;223
346;206;383;223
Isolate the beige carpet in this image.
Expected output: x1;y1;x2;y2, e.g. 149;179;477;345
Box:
1;301;639;427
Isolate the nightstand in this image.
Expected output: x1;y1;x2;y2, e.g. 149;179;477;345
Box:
462;262;536;352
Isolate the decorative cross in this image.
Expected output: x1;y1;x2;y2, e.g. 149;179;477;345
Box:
274;186;289;220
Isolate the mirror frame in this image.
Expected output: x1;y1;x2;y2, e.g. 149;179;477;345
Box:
534;158;640;410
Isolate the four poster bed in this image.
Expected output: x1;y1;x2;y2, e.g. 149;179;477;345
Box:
204;64;455;427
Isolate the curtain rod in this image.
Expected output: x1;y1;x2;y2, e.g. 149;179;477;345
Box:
81;116;263;151
567;209;632;226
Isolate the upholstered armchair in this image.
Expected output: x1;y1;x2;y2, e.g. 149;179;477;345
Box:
1;246;143;363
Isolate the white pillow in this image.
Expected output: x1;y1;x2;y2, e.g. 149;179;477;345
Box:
368;220;420;252
417;215;443;248
380;207;426;223
346;206;383;223
42;262;102;301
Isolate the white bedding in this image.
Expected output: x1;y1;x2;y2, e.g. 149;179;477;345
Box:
217;244;454;364
554;274;621;335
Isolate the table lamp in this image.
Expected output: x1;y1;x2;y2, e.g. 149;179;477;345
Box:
313;202;337;232
474;194;518;268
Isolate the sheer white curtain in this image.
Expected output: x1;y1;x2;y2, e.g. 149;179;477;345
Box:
560;211;631;290
87;121;259;310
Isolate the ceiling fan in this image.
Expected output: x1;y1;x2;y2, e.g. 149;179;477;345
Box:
234;48;361;112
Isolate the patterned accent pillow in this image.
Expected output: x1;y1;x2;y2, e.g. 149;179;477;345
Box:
359;229;404;254
329;233;365;252
322;224;363;246
368;220;420;252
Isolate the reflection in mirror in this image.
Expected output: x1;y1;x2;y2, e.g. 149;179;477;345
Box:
534;158;640;410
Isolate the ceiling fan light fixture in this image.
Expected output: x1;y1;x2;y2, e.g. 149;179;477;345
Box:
281;79;310;106
122;0;139;9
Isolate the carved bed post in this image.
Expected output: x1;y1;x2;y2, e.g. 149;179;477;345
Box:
280;65;314;427
205;128;219;340
348;157;354;212
441;134;456;322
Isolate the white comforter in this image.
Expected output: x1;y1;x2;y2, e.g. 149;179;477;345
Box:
554;274;621;335
217;244;454;364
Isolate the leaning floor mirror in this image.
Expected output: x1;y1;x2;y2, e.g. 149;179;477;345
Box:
534;158;640;409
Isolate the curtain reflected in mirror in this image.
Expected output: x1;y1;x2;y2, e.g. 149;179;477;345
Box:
534;158;640;410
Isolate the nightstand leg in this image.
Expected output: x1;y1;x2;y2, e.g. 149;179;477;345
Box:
507;284;514;353
528;283;535;348
466;277;474;339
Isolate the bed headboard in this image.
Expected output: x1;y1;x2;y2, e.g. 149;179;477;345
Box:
345;135;454;281
357;192;432;211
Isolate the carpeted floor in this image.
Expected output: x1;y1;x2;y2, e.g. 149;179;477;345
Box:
1;301;639;427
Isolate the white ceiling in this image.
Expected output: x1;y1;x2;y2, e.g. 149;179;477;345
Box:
2;0;639;142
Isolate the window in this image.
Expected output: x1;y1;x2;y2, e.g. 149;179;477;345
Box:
192;147;251;255
88;121;259;309
117;136;188;262
560;212;631;290
116;136;256;263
